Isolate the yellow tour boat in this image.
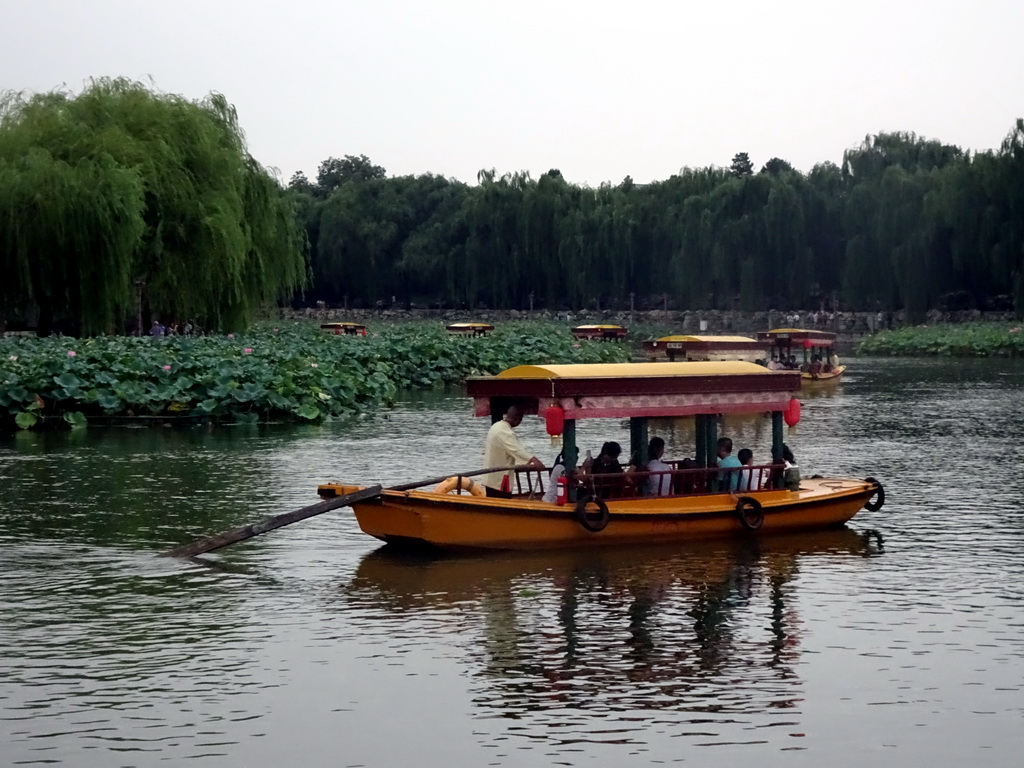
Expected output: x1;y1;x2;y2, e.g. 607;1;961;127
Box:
570;324;628;341
445;322;495;337
757;328;846;381
317;361;883;551
320;321;367;336
642;334;764;362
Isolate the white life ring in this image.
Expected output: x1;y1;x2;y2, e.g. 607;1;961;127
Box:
434;476;486;496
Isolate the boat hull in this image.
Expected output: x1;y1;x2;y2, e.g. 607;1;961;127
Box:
802;365;846;382
318;476;878;551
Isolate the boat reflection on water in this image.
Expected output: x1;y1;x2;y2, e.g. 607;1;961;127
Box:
344;529;883;731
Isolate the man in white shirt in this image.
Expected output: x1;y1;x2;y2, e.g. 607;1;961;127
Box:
482;404;544;497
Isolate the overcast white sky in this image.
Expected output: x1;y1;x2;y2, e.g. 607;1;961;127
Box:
4;0;1023;186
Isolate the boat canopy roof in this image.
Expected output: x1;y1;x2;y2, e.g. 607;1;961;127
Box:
644;334;763;349
320;321;366;328
572;324;626;330
466;361;800;419
446;322;493;329
758;328;836;346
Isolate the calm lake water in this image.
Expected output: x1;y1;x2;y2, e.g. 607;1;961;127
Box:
2;357;1023;767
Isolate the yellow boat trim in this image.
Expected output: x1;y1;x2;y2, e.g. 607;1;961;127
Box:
654;335;759;343
497;361;778;379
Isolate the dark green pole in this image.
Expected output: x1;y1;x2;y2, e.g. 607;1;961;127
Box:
772;410;785;488
706;416;718;468
695;414;707;468
563;418;579;502
630;417;649;466
563;419;578;470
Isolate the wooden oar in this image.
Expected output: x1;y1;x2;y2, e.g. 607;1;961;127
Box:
163;464;531;558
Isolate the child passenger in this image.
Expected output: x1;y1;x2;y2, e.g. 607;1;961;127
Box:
736;448;758;491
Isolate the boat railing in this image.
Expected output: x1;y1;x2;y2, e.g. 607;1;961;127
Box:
577;463;780;500
451;463;782;501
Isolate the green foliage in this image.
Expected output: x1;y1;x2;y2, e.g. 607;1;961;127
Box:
0;78;307;334
291;122;1024;319
0;322;630;429
857;322;1024;356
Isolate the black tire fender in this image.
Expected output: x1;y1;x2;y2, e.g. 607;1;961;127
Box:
863;477;885;512
736;496;764;531
575;494;610;533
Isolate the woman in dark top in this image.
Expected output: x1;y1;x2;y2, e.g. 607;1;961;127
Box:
588;441;626;498
591;441;623;475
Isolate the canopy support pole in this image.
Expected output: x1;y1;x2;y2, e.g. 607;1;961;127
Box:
630;417;648;467
772;410;785;488
695;414;707;468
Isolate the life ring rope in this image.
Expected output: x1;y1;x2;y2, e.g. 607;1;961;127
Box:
863;477;885;511
736;496;764;531
575;494;610;533
434;476;486;497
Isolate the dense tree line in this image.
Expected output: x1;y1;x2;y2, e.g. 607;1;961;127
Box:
292;124;1024;318
0;79;307;335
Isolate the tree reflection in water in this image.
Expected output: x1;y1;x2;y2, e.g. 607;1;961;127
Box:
344;529;883;739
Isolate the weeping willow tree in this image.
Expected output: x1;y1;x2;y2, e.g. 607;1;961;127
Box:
0;78;307;334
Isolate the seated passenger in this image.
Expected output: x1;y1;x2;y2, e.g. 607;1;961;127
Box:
588;441;626;498
736;448;759;491
541;452;566;503
674;456;698;494
715;437;741;492
808;355;822;376
782;444;801;491
645;437;672;496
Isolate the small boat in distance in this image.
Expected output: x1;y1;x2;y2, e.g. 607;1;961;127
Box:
317;361;883;551
571;324;628;341
320;321;367;336
643;335;764;362
445;322;495;337
758;328;845;381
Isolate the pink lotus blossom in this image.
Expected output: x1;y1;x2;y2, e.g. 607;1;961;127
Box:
572;343;580;348
163;365;171;371
311;363;318;368
1010;327;1020;333
244;348;253;354
227;333;235;339
8;355;17;362
67;350;77;357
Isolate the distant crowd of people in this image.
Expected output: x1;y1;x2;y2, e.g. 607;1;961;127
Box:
148;319;199;337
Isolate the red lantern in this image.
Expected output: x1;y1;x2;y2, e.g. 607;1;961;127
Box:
802;338;813;349
784;398;801;427
544;406;564;437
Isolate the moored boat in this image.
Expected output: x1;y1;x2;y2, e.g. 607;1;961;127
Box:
445;322;495;337
571;324;628;341
642;334;764;362
757;328;845;381
320;321;367;336
317;361;883;551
